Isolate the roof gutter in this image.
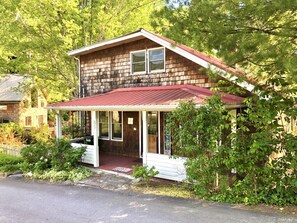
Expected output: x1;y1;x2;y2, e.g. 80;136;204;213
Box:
47;103;244;112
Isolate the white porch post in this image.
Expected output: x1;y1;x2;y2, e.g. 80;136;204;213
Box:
230;109;237;138
55;110;62;139
91;111;99;167
142;111;148;165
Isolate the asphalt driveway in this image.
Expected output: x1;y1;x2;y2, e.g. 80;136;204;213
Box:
0;176;296;223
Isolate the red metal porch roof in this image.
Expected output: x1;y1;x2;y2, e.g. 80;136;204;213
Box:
49;85;244;110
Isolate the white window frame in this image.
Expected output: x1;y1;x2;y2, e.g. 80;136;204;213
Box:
130;47;166;75
0;105;7;111
110;111;123;141
130;50;147;75
99;111;110;140
148;47;166;73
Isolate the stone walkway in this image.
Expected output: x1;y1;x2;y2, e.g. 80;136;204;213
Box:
77;168;136;191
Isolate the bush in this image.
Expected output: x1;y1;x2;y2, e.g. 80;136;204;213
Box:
24;124;51;144
21;139;86;172
132;165;159;182
0;123;25;146
0;153;23;173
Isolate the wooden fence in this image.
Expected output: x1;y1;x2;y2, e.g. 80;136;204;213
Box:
0;145;23;156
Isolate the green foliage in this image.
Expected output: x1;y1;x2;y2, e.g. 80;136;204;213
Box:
24;124;51;144
26;167;92;183
0;153;23;173
0;123;25;146
132;165;159;182
154;0;297;88
62;124;84;139
0;0;162;102
21;139;86;172
168;93;297;205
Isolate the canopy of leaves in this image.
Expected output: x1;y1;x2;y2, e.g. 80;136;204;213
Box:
0;0;163;102
153;0;297;91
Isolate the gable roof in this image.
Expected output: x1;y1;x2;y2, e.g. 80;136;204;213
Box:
0;74;27;102
48;84;244;111
68;29;255;92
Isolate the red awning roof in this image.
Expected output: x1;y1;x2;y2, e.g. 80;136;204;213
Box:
48;85;244;111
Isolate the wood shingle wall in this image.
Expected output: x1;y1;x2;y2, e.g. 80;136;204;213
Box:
80;39;215;97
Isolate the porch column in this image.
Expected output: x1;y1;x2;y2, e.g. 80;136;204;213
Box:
142;111;148;165
91;111;99;167
230;109;237;174
230;109;237;139
55;110;62;139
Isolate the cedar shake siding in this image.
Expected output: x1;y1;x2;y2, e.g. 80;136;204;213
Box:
80;39;215;97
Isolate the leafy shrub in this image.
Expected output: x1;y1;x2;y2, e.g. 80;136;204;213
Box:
0;153;23;173
20;143;51;171
62;124;84;139
0;123;25;146
168;93;297;205
21;139;86;172
24;124;51;144
50;139;86;171
132;165;159;182
26;167;92;183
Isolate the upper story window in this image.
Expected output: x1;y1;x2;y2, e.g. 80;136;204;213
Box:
131;50;146;74
130;47;165;74
148;48;165;72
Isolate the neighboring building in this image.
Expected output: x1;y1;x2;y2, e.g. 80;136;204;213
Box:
0;74;47;128
49;29;254;181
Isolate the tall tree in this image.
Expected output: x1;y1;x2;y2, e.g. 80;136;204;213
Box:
153;0;297;91
0;0;163;102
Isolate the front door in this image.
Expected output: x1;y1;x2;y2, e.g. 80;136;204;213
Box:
147;111;158;153
123;112;139;157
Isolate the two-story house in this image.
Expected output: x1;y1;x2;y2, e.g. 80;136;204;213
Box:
0;74;47;128
49;29;254;181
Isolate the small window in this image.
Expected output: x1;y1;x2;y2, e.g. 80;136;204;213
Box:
25;116;32;126
0;105;7;111
148;48;165;72
99;111;109;139
38;115;44;125
111;111;122;140
131;50;146;74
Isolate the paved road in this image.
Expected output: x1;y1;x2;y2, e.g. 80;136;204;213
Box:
0;177;296;223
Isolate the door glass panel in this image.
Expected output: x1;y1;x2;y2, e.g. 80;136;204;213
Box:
147;112;158;153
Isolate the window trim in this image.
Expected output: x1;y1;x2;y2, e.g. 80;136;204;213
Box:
130;47;166;75
0;105;7;111
110;111;123;141
148;47;166;73
25;116;32;127
130;49;147;75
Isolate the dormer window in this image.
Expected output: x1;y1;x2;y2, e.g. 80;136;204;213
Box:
131;47;165;74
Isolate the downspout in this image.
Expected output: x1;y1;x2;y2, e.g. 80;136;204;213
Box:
73;56;84;136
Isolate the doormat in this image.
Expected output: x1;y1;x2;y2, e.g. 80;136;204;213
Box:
112;167;132;173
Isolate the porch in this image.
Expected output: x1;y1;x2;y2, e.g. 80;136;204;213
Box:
50;85;243;181
98;153;142;174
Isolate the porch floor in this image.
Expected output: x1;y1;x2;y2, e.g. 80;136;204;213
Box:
99;153;142;175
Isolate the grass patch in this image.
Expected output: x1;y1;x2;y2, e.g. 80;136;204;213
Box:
0;153;23;173
132;179;196;199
